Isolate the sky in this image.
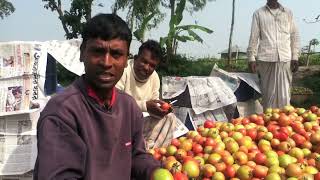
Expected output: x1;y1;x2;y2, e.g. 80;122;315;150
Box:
1;0;320;58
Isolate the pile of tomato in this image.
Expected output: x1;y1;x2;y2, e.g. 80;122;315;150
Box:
150;105;320;180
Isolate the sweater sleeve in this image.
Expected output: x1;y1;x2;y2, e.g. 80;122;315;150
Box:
131;112;161;179
33;115;87;180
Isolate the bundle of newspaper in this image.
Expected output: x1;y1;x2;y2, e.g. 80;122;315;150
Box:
0;42;47;113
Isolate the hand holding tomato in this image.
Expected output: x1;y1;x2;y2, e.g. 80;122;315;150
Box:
146;100;171;118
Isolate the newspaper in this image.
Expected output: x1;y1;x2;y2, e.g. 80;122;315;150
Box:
0;109;39;175
0;77;32;113
162;76;187;99
187;108;228;129
210;64;240;92
187;77;237;115
0;42;47;113
231;72;261;94
172;118;189;138
45;39;84;76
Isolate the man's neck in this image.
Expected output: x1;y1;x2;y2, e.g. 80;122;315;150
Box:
84;76;112;103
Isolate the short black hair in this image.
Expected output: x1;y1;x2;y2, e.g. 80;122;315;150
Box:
81;13;132;51
138;40;163;62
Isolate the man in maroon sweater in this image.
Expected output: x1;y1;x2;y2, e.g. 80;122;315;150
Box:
33;14;161;180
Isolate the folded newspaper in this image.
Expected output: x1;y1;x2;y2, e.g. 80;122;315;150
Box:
0;109;39;175
0;42;47;113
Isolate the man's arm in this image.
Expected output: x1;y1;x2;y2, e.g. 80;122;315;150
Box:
247;12;260;73
131;113;161;179
34;116;86;180
290;11;300;61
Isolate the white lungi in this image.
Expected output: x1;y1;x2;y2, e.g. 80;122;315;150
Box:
257;61;292;109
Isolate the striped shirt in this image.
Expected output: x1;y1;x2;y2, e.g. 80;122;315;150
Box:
247;4;300;62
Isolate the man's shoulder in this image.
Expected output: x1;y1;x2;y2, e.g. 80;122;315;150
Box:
116;88;137;103
42;83;83;116
254;6;266;14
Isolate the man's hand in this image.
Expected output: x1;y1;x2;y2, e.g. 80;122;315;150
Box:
248;62;257;73
291;60;299;73
146;100;171;118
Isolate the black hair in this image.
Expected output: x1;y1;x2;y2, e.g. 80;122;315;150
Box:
138;40;164;62
81;13;132;51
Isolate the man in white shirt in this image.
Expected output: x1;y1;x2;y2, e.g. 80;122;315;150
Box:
247;0;300;109
116;40;176;149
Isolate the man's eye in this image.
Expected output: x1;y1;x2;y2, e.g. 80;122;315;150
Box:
92;48;105;55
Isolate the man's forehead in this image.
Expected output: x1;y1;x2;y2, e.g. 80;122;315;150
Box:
86;38;128;49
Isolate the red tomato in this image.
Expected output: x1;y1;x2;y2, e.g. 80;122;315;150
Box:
161;102;171;111
254;153;266;165
192;144;203;154
204;138;216;147
204;120;215;128
172;172;188;180
253;165;268;178
314;172;320;180
171;138;180;147
224;165;236;178
246;129;257;140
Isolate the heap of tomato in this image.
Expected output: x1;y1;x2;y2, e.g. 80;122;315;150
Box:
150;105;320;180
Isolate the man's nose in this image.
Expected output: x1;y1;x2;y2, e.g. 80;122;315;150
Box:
143;63;151;71
102;53;112;67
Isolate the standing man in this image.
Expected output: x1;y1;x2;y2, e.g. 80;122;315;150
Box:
247;0;300;109
116;40;176;149
34;14;161;180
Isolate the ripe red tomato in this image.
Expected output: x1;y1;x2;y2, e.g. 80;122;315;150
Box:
172;172;188;180
204;120;215;128
171;139;180;147
314;172;320;180
224;165;236;178
192;144;203;154
204;138;216;147
246;129;257;140
254;153;266;165
253;165;268;178
161;102;171;111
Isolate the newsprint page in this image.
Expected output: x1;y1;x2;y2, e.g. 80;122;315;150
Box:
0;42;47;178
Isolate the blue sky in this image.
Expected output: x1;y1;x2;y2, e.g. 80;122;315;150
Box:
1;0;320;57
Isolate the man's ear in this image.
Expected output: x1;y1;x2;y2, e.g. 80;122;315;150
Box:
125;59;128;67
133;55;138;61
80;52;84;62
79;43;85;62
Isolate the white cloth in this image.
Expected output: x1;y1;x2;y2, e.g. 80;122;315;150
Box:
116;59;160;112
257;61;292;109
247;4;300;62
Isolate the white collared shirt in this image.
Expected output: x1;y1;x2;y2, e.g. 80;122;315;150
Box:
247;4;300;62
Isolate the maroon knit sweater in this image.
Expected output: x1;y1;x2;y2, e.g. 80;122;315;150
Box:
33;76;160;180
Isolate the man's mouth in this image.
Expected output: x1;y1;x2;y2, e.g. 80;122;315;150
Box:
98;72;114;81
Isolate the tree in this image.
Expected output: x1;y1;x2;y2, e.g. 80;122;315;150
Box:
160;0;213;58
306;38;319;66
303;14;320;24
112;0;164;42
227;0;235;67
42;0;94;39
0;0;15;19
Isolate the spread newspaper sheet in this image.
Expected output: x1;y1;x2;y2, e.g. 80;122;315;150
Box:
0;42;47;113
0;109;39;175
